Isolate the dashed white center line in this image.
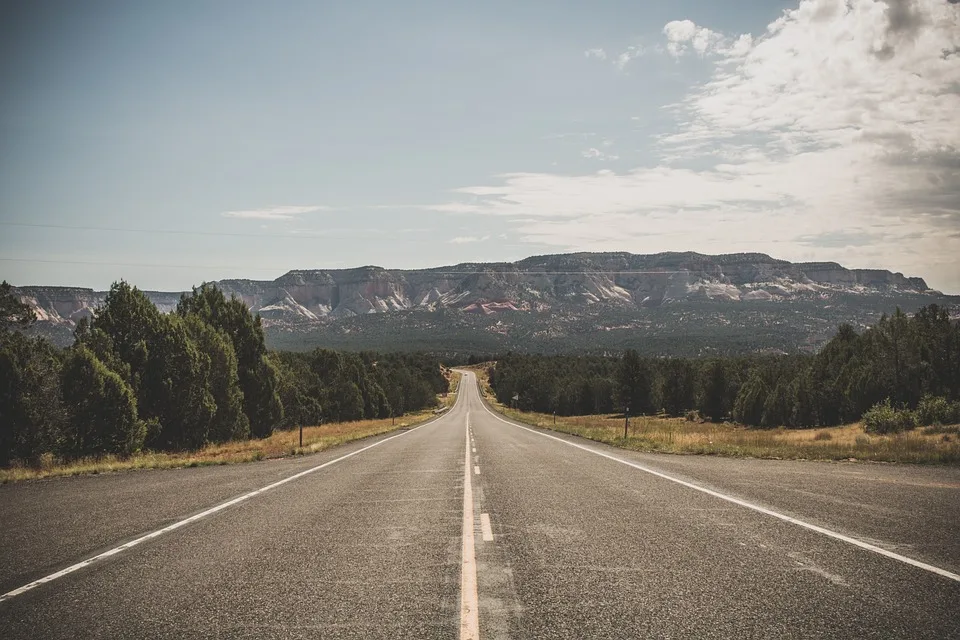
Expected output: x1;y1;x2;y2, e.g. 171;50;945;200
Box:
460;414;481;639
480;513;494;542
474;465;481;475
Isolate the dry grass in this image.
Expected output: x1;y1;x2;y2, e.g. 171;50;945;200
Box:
498;409;960;464
440;368;463;409
0;389;464;485
470;365;960;465
2;369;470;484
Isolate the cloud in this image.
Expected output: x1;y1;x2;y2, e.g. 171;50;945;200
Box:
663;19;746;58
615;45;647;69
448;235;491;244
582;148;620;161
428;0;960;292
221;205;328;220
543;132;597;140
587;43;650;70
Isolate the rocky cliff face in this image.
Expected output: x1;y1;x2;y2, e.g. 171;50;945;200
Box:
14;287;182;329
13;252;943;350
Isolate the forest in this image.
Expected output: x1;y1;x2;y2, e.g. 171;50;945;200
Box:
489;303;960;432
0;281;447;466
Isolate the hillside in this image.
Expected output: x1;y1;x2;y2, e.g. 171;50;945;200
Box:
13;251;957;355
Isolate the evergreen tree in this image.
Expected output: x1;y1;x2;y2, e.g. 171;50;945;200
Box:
733;373;768;426
761;381;792;428
61;345;142;457
0;281;36;330
616;350;654;414
88;281;162;396
183;316;249;442
177;285;282;437
140;315;216;450
0;333;66;464
656;359;696;417
697;359;730;422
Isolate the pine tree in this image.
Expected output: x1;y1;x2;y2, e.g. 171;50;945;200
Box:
0;281;36;331
61;345;142;457
177;285;282;437
183;316;250;442
697;359;730;422
140;315;216;450
733;373;768;426
616;349;654;415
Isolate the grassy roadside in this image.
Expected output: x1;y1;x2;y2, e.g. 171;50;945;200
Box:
440;368;463;409
468;364;960;465
0;372;463;484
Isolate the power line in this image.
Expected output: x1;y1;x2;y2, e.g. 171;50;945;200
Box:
0;221;354;240
0;257;688;276
0;257;283;272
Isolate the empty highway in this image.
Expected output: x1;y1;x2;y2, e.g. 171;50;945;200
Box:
1;371;959;638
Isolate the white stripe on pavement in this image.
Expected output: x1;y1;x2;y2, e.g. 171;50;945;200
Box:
460;412;481;639
0;394;461;604
480;513;494;542
475;386;960;585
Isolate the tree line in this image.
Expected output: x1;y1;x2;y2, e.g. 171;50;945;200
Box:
489;304;960;428
0;281;446;465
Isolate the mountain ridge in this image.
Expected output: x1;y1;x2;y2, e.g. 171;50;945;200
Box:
13;251;952;354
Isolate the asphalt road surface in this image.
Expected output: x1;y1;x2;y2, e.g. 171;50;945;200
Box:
1;370;958;638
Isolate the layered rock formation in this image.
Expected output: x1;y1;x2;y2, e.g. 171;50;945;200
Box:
14;252;938;332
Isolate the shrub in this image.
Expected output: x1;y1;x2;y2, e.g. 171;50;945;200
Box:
915;395;960;427
862;399;917;434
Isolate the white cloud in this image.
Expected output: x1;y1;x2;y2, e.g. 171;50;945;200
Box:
543;131;596;140
615;45;647;69
429;0;960;292
221;205;328;220
582;148;620;161
587;43;650;70
663;19;737;58
449;235;491;244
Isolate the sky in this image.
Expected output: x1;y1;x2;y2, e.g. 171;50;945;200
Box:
1;0;958;292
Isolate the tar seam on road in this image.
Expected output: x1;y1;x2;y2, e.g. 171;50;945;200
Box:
0;395;462;605
475;386;960;585
460;416;481;639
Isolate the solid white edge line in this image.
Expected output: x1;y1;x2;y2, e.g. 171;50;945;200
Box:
472;381;960;585
480;513;494;542
460;413;481;640
0;390;464;605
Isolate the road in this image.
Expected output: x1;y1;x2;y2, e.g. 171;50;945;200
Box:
1;370;959;638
